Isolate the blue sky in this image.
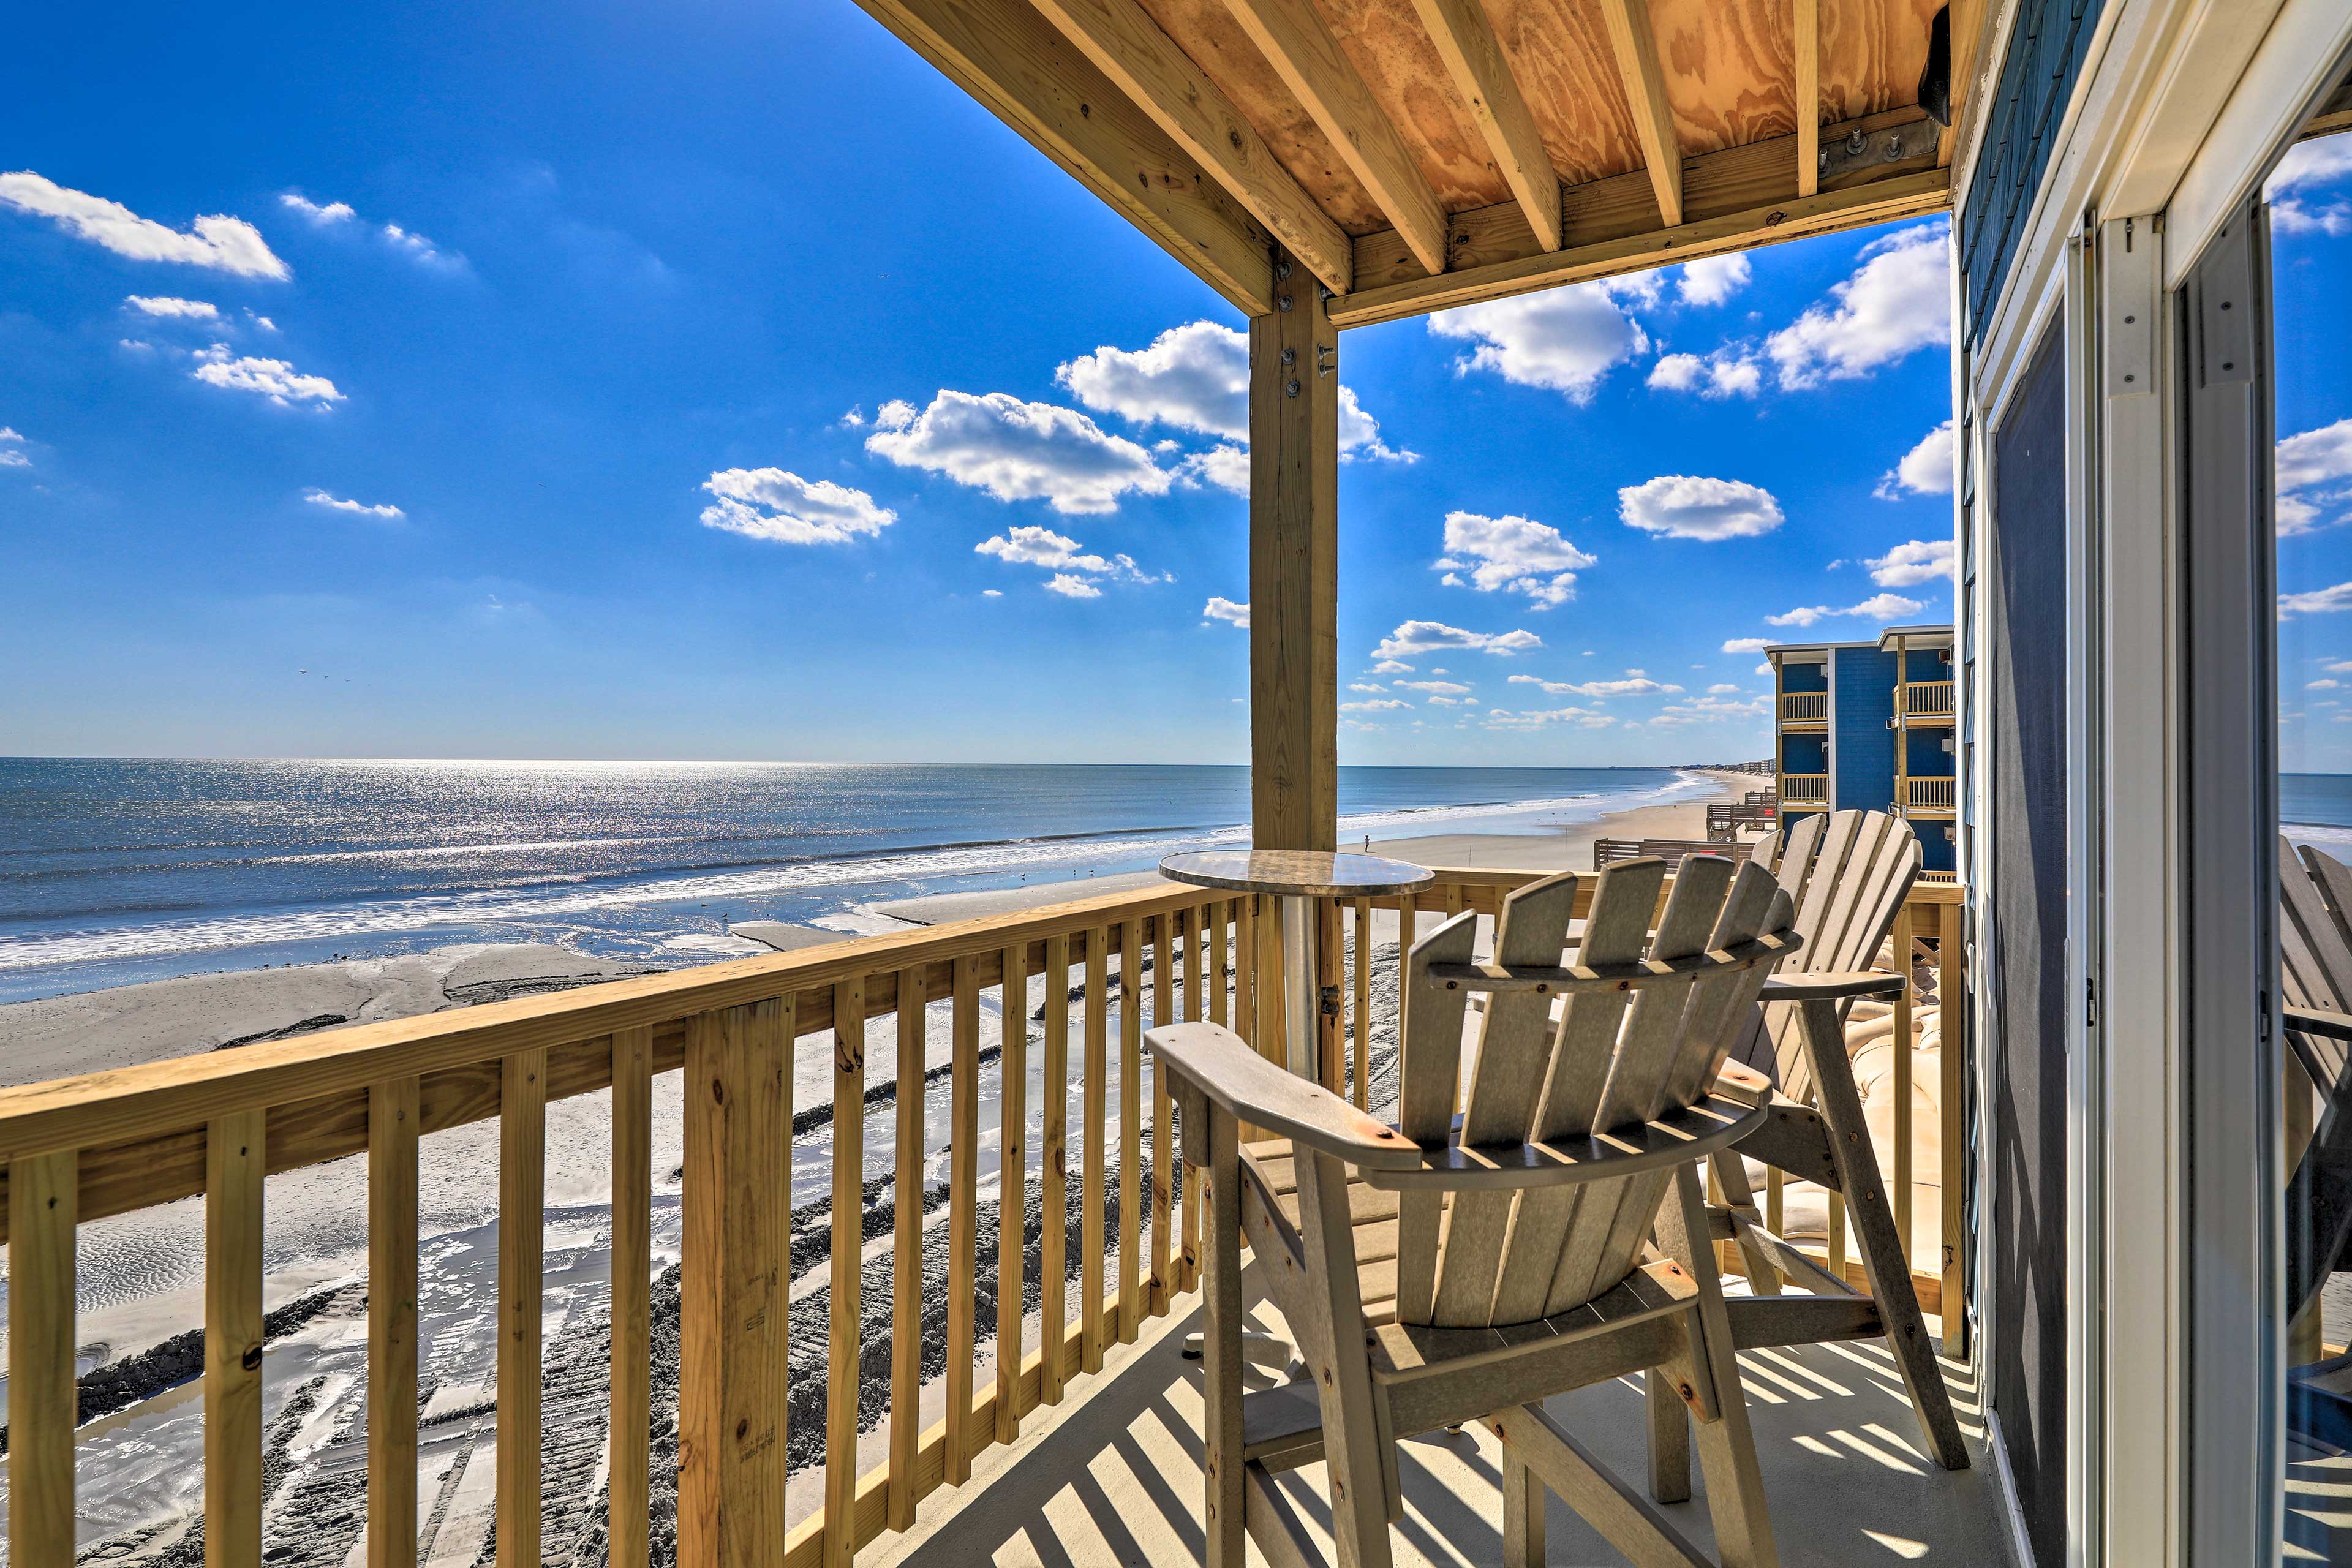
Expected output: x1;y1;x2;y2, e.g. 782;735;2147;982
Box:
2;4;2347;768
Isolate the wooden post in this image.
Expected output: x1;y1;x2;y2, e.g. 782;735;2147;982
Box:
1250;244;1338;854
609;1033;653;1568
10;1149;77;1568
1939;899;1968;1359
680;1001;789;1568
370;1078;422;1568
497;1048;547;1568
207;1109;267;1568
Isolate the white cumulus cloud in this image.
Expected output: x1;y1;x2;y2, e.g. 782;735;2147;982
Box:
190;344;342;408
1507;672;1681;697
1678;254;1752;307
1432;511;1595;609
1372;620;1542;660
0;427;27;469
2282;582;2352;618
280;194;356;225
303;488;404;520
1058;320;1246;440
1722;637;1771;653
1766;223;1950;389
1866;538;1956;587
1;172;287;278
1044;573;1101;598
1203;596;1250;628
1395;679;1471;696
699;468;896;544
1877;418;1956;499
2278;418;2352;536
1429;281;1649;402
1179;443;1250;496
866;390;1171;515
975;524;1161;592
1648;349;1762;399
1618;475;1784;540
1768;592;1926;627
126;295;219;320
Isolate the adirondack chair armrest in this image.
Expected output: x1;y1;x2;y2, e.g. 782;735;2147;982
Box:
1357;1093;1770;1192
2285;1004;2352;1042
1759;970;1905;1004
1143;1020;1423;1170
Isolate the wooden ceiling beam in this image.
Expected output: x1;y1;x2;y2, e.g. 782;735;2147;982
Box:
852;0;1275;314
1794;0;1820;198
1332;123;1948;329
1030;0;1354;293
1221;0;1452;276
1597;0;1683;228
1409;0;1562;251
1939;0;1988;168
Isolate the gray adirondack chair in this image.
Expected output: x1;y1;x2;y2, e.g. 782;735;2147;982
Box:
1151;857;1803;1568
2276;837;2352;1450
1683;809;1972;1480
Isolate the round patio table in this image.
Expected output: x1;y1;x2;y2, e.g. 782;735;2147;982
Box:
1158;849;1433;1082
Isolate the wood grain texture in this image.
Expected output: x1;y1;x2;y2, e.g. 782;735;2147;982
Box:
679;1006;788;1568
1119;919;1144;1341
608;1033;652;1568
1030;0;1354;288
1411;0;1562;246
995;944;1027;1439
206;1109;267;1568
945;959;981;1481
1039;935;1070;1402
1597;0;1683;224
889;970;926;1525
827;981;865;1566
1152;914;1174;1305
1794;0;1819;197
1082;929;1109;1374
496;1047;548;1568
1248;263;1340;853
850;0;1274;313
1221;0;1451;272
9;1148;76;1568
368;1077;421;1568
1303;0;1518;210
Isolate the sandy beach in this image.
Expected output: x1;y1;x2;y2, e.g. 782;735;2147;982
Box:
0;766;1763;1562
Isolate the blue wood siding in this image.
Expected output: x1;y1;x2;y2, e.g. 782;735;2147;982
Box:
1833;647;1898;810
1959;0;2107;341
1779;661;1829;693
1919;820;1958;872
1782;733;1829;774
1907;727;1955;777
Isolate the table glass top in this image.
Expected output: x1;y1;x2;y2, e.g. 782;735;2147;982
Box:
1157;849;1434;898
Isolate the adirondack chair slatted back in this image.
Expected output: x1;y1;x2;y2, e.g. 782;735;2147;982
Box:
1744;810;1922;1101
2281;838;2352;1114
1395;856;1794;1330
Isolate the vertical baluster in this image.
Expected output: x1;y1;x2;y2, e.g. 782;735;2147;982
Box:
996;942;1028;1441
1119;916;1143;1342
608;1032;652;1568
204;1110;266;1568
946;956;981;1483
1151;911;1174;1310
10;1148;77;1568
1316;898;1343;1095
1040;936;1070;1403
889;966;926;1529
1082;927;1109;1374
370;1077;421;1568
497;1047;548;1568
828;979;866;1568
1892;903;1916;1266
1182;907;1207;1293
1398;890;1417;959
1352;897;1371;1109
679;1000;788;1566
1444;881;1466;919
1208;901;1230;1030
1255;894;1284;1068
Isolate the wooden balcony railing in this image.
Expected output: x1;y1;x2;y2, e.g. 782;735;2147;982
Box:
1898;679;1956;720
1780;772;1830;805
1779;691;1828;723
0;865;1970;1567
1904;775;1958;813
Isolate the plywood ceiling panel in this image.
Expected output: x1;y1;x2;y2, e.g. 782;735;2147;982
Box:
1819;0;1940;123
1304;0;1515;213
1133;0;1390;233
1646;0;1796;156
1482;0;1644;186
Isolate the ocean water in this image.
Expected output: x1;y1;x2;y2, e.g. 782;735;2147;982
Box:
2285;774;2352;837
0;759;1709;1003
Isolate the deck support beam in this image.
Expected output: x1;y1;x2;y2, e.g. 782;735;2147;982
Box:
1249;248;1338;853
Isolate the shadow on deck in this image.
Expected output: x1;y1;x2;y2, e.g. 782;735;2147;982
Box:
869;1263;2016;1567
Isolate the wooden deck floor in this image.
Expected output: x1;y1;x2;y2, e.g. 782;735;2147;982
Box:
869;1264;2017;1568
